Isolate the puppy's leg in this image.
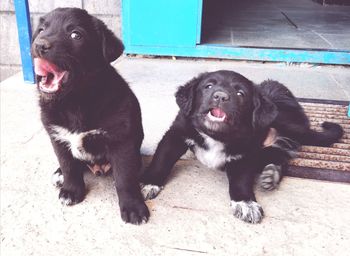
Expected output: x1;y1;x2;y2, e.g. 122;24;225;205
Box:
51;141;86;205
226;160;264;224
109;143;150;225
141;128;188;200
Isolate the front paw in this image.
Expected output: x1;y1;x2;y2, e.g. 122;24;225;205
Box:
59;186;85;206
120;200;150;225
230;200;264;224
140;183;163;200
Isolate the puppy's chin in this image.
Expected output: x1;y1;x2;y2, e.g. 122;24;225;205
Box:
203;108;230;131
196;113;231;134
203;118;229;132
204;119;226;131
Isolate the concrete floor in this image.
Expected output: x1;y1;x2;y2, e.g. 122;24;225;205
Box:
1;57;350;255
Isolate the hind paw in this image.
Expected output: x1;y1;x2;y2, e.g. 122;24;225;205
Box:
140;183;163;200
259;164;281;191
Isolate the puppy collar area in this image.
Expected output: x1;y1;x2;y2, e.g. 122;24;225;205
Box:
34;58;67;93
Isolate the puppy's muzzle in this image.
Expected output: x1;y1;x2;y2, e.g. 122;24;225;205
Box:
34;38;52;56
213;91;229;102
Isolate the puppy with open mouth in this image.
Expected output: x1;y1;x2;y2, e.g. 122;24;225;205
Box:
141;70;343;224
31;8;149;224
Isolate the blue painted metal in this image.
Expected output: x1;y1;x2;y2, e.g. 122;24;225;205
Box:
123;0;201;47
196;0;203;44
121;0;131;48
14;0;35;84
124;44;350;65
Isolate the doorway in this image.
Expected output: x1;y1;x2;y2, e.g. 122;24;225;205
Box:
201;0;350;50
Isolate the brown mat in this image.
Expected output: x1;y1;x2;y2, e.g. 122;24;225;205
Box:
287;99;350;183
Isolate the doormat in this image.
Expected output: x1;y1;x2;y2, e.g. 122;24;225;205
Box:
287;98;350;183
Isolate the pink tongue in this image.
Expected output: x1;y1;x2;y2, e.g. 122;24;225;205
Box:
34;58;61;76
211;108;226;118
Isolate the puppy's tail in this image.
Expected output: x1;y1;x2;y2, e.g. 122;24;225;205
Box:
303;122;343;147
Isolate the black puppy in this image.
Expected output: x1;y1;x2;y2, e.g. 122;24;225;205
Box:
31;8;149;224
141;70;343;224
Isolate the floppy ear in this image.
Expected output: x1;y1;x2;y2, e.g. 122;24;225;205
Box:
175;73;206;116
252;88;278;130
92;17;124;63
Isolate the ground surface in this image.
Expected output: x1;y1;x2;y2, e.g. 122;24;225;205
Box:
1;57;350;255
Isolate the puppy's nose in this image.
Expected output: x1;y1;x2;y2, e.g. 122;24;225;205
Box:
34;38;52;54
213;91;229;102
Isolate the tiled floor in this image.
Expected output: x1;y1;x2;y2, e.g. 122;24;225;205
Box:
202;0;350;50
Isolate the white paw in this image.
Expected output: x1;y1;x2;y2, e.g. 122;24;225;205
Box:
59;196;73;206
259;164;281;191
230;200;264;224
141;184;163;200
51;169;64;187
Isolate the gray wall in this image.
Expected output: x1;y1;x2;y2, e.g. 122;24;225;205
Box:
0;0;121;81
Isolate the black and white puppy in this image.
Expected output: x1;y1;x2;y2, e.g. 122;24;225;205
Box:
141;70;343;224
31;8;149;224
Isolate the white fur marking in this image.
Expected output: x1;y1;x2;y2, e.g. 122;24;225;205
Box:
141;184;163;200
185;138;196;147
51;171;64;187
191;133;243;169
227;154;243;162
50;125;104;162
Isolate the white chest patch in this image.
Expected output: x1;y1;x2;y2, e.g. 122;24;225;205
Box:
186;133;243;169
50;125;104;162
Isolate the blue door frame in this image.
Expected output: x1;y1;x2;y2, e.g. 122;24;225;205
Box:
14;0;34;84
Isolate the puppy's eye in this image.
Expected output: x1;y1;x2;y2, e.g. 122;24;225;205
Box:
237;90;245;97
205;84;213;89
70;31;82;40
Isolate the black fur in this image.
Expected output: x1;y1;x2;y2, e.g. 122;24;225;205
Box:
142;70;343;223
31;8;149;224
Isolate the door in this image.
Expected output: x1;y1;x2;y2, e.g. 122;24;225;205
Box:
123;0;203;48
